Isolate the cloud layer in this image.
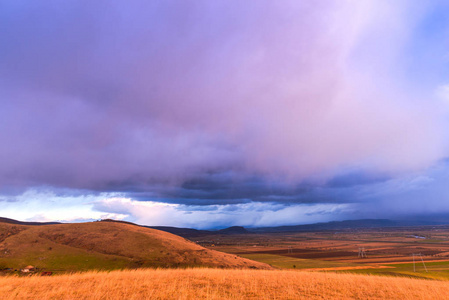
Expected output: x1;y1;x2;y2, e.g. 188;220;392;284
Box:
1;1;449;226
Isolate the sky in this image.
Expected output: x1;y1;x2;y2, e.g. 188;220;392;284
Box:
1;1;449;229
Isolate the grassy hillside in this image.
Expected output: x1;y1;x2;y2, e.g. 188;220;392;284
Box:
2;268;449;299
0;221;270;272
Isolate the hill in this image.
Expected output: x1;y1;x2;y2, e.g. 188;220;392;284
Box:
2;268;449;299
146;219;447;238
149;226;212;238
149;225;250;238
217;226;249;234
0;220;271;272
0;217;60;226
249;219;447;233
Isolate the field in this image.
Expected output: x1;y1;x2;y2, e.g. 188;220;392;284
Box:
2;268;449;299
2;221;449;299
196;225;449;280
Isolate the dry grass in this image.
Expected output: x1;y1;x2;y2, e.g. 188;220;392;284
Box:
1;268;449;299
0;222;271;271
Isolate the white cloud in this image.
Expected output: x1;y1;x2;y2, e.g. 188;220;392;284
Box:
0;188;356;228
0;188;125;222
436;84;449;104
92;197;355;229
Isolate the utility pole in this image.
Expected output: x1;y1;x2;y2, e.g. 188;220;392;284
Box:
358;247;366;258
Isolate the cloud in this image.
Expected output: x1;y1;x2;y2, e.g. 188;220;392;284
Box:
1;1;449;226
0;1;447;193
0;188;125;222
436;84;449;105
0;188;355;228
92;197;355;229
352;160;449;219
3;159;449;228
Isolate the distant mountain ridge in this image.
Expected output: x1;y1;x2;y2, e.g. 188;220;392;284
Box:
146;219;448;238
249;219;447;233
1;217;446;239
0;217;60;226
148;225;250;238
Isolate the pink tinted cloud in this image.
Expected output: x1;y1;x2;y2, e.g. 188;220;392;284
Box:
0;1;446;190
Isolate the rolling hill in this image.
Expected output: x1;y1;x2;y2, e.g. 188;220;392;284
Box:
251;219;447;232
0;219;271;272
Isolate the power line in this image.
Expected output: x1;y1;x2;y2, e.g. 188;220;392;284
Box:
412;253;428;273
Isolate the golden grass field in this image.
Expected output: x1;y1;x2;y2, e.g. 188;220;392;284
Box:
1;268;449;300
3;220;449;299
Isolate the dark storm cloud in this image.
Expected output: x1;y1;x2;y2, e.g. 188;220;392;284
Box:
325;171;391;188
103;171;371;206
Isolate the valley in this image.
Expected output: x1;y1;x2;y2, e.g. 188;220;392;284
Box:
193;225;449;280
